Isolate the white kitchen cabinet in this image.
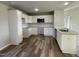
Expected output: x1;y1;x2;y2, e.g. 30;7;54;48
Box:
57;30;77;54
22;13;33;23
62;35;76;54
31;16;37;23
8;10;23;45
22;14;53;23
22;13;29;23
28;16;33;23
76;35;79;56
32;15;53;23
44;28;55;37
38;27;44;35
28;28;38;35
23;28;29;38
43;15;53;23
25;15;29;23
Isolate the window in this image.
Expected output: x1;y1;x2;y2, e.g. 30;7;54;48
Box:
64;15;71;29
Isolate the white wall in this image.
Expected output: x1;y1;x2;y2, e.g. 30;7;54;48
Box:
54;9;64;29
64;7;79;33
0;3;10;50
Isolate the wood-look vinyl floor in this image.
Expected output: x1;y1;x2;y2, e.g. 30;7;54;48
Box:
0;35;77;57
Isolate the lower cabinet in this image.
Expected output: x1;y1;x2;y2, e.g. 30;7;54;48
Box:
76;35;79;56
23;28;29;38
23;28;55;38
57;31;76;54
28;28;38;35
44;28;55;37
23;28;38;38
62;35;76;54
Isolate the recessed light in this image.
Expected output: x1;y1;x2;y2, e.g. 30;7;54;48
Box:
34;8;39;12
64;2;69;5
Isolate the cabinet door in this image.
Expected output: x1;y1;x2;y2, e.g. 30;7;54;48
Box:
28;28;38;35
32;16;37;23
28;16;33;23
62;35;76;54
23;28;29;38
44;28;54;36
22;13;29;23
25;15;29;23
44;15;53;23
38;27;44;35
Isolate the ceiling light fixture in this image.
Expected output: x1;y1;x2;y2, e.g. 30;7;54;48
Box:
34;8;39;12
64;2;69;5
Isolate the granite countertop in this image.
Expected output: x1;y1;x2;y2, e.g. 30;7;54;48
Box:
57;29;79;35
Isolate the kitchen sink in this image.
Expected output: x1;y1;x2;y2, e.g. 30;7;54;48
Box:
59;29;68;32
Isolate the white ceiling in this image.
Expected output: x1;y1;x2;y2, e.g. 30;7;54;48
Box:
1;1;73;14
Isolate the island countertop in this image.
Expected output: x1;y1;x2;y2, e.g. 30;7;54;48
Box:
57;29;79;35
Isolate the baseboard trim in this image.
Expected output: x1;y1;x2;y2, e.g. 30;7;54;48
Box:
0;43;11;51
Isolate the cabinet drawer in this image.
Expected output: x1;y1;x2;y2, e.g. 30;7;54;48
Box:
62;35;75;40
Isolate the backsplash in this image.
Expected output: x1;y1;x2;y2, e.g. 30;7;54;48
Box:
27;23;54;28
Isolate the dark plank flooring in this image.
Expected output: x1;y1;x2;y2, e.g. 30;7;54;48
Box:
0;35;77;57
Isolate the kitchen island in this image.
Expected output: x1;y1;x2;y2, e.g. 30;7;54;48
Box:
56;29;79;54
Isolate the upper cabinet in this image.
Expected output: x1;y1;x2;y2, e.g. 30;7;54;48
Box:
43;15;53;23
28;16;33;23
22;13;54;24
22;13;33;23
32;15;54;23
22;13;29;23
